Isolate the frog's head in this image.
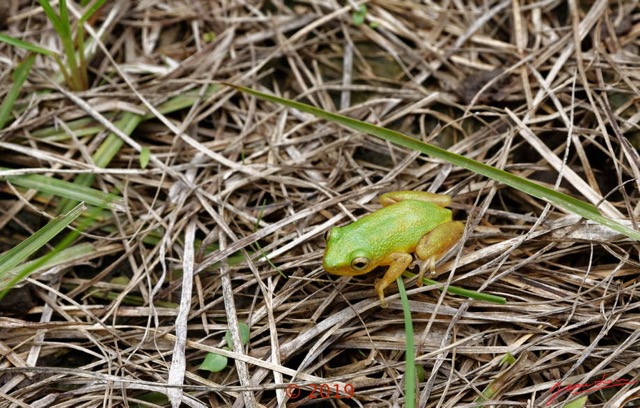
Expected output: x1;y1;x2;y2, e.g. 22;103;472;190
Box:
322;226;377;276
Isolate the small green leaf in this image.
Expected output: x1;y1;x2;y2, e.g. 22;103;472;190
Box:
352;5;367;26
500;352;516;366
225;322;250;346
199;352;228;373
110;276;129;285
562;396;588;408
130;392;168;406
139;146;151;169
203;32;217;42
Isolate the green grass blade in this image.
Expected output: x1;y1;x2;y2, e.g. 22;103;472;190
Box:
79;0;106;24
3;243;97;287
474;352;516;405
37;0;62;28
58;0;83;90
0;203;84;296
75;26;88;89
30;85;220;142
36;0;83;90
31;117;102;139
0;196;112;300
148;85;221;118
0;55;35;129
58;0;70;28
0;32;72;89
58;111;142;214
57;86;220;213
402;271;506;304
140;146;151;168
397;278;416;408
1;169;125;211
0;33;56;56
92;112;144;168
228;84;640;241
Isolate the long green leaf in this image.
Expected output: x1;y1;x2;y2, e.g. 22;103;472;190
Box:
0;203;84;295
1;243;97;289
0;33;56;56
1;169;125;211
228;84;640;241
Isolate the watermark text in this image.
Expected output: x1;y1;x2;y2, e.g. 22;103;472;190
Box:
547;374;636;405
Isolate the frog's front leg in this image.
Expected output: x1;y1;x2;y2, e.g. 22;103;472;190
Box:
374;252;413;308
413;221;465;285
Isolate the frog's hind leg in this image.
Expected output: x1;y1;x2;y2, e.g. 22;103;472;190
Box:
374;252;413;308
413;221;465;286
380;191;451;207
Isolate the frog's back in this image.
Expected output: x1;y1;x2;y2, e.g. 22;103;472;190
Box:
347;200;452;253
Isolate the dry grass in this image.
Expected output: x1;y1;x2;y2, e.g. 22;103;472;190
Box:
1;0;640;407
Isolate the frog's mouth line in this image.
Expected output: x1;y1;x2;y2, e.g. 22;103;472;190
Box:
322;261;380;277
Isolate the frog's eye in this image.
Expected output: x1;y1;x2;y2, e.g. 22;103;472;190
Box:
351;257;370;271
324;230;331;241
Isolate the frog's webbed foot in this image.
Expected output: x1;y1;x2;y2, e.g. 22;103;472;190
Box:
410;257;436;287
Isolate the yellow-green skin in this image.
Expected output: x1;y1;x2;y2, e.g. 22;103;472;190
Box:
322;191;464;307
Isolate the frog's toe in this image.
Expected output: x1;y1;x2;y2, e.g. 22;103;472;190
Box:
374;278;390;308
413;257;436;287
